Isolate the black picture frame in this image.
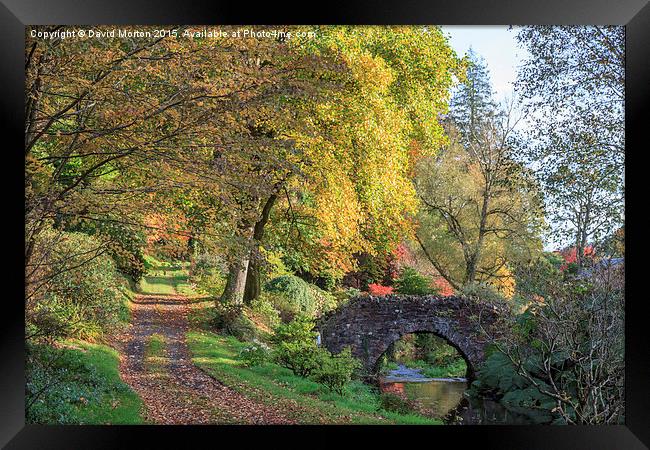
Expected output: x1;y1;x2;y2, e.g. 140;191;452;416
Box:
3;1;648;448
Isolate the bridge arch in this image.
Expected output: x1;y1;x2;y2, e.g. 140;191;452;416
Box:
375;330;474;379
318;295;502;379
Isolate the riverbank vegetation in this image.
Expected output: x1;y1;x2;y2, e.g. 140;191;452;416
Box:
25;25;624;424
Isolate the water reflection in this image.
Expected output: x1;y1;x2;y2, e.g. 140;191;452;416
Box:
410;380;466;417
446;396;536;425
379;379;536;425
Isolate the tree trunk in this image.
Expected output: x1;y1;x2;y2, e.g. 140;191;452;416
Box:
576;199;592;270
25;53;44;155
576;230;587;271
415;234;461;291
465;255;478;284
243;193;278;304
466;188;491;284
243;263;261;304
220;255;250;305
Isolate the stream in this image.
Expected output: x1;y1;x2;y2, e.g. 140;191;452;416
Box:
380;364;535;425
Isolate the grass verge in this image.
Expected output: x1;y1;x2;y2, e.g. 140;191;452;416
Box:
187;330;440;425
26;340;145;424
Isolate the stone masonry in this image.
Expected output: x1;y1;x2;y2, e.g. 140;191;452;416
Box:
317;294;504;379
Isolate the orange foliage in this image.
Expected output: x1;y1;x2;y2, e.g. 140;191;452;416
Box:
432;277;454;297
368;284;394;296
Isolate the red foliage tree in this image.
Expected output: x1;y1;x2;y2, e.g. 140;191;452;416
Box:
368;283;394;296
432;277;454;297
557;245;595;271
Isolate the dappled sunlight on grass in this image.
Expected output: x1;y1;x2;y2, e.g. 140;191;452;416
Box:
193;355;240;366
138;255;201;297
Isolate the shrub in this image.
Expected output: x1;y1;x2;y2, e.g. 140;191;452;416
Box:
394;267;438;295
368;283;394;296
344;287;362;299
250;294;282;329
307;284;337;314
471;351;529;396
311;347;360;395
265;275;335;317
479;265;625;424
260;291;300;323
468;351;556;424
272;315;317;344
66;217;147;282
271;316;323;377
278;345;326;378
26;230;131;343
239;341;271;367
271;317;360;393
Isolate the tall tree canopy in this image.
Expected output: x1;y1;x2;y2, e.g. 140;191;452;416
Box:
221;26;465;303
25;25;464;306
415;107;544;294
515;26;624;265
448;47;497;147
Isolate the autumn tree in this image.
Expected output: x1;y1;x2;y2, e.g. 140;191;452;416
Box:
219;26;464;304
25;26;296;306
201;26;350;304
25;26;194;303
24;25;464;309
415;102;544;293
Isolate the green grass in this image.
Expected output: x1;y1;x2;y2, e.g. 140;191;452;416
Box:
144;333;167;372
421;359;467;378
401;358;468;379
26;340;145;424
139;255;199;296
187;330;440;425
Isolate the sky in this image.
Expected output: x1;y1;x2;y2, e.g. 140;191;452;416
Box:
440;26;528;103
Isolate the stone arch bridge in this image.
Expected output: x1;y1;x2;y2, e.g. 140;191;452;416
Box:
318;295;505;379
